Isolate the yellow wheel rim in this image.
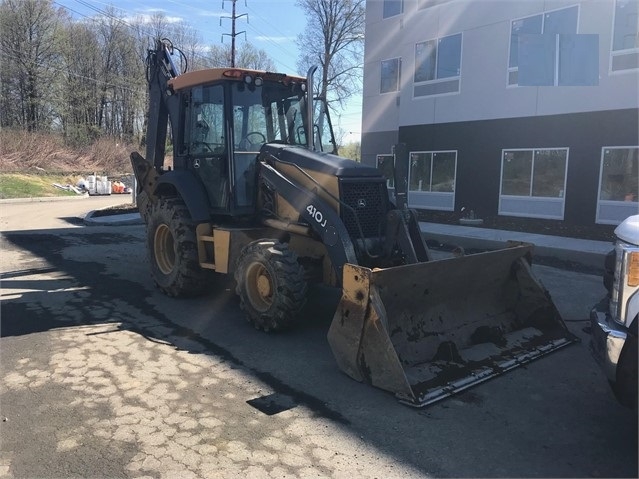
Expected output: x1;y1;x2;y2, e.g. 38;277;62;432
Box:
154;224;175;275
245;262;273;312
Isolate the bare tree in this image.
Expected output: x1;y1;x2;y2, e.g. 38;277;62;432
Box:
55;6;145;144
296;0;365;110
206;42;275;70
0;0;275;146
0;0;64;131
171;22;206;71
57;20;100;143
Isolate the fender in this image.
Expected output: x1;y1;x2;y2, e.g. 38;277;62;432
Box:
155;170;211;222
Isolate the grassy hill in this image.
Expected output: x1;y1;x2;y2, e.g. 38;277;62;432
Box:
0;130;137;199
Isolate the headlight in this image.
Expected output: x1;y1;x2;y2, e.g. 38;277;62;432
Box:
610;241;639;326
628;251;639;287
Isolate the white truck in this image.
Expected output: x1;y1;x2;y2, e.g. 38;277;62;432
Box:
590;214;638;409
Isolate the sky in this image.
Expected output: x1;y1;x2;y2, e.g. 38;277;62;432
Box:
55;0;363;143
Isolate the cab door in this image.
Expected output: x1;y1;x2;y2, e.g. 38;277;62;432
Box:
184;84;229;211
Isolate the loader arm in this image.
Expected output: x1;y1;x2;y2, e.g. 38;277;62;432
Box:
144;39;182;171
387;143;430;263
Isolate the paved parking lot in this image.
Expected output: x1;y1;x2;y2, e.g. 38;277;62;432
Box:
1;198;636;478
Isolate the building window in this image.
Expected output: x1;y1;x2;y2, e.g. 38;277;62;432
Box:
383;0;403;18
418;0;454;10
408;151;457;210
596;147;639;224
377;154;395;188
611;0;639;72
414;33;462;97
508;5;588;86
499;148;569;219
380;58;401;93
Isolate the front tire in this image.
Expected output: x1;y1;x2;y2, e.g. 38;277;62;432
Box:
146;198;208;297
234;240;308;331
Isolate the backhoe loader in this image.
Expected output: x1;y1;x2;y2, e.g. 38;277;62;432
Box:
131;39;576;407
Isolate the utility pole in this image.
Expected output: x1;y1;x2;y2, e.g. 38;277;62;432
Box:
220;0;248;67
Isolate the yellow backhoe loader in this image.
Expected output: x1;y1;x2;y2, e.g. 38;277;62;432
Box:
131;39;576;407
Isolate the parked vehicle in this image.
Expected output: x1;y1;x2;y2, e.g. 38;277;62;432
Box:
131;39;576;407
590;214;638;409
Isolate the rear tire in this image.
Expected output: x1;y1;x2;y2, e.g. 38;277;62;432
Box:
146;198;208;297
234;240;308;331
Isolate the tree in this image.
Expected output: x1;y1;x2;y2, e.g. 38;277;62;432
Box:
170;21;206;71
54;6;145;144
206;42;275;70
296;0;365;110
338;141;361;161
0;0;64;131
138;12;205;72
57;20;101;143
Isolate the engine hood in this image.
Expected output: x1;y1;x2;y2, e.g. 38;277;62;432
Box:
258;143;384;178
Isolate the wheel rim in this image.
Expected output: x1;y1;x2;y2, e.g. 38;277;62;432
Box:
245;262;273;312
154;224;175;275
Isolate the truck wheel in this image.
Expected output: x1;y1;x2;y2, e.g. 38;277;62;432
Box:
234;240;308;331
146;198;208;297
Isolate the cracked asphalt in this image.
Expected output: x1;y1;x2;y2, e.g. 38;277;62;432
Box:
0;197;637;478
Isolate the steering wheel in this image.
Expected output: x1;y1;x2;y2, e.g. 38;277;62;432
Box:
192;141;213;152
193;141;225;154
239;131;266;150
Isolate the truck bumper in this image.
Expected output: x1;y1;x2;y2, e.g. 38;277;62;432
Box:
589;299;627;384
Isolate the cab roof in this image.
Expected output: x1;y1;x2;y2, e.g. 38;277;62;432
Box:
169;68;307;92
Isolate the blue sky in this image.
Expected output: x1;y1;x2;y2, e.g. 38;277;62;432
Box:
56;0;363;143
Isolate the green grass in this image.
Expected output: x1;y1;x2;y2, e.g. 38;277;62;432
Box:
0;173;84;199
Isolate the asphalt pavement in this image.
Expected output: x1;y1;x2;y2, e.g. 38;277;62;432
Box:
2;197;636;478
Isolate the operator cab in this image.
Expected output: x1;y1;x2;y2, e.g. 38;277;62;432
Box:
174;69;337;218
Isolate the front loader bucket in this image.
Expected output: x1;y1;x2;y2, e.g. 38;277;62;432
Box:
327;243;577;407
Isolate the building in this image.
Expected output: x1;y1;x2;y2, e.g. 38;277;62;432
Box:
361;0;638;227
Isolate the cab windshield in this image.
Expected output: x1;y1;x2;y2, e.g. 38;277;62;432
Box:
231;81;307;151
231;79;337;154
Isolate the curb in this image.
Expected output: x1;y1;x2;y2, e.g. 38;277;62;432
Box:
420;222;612;271
0;194;90;204
83;209;144;226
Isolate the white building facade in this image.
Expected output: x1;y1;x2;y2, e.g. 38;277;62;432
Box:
361;0;638;225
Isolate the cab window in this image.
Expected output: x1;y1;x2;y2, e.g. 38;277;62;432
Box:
185;85;225;155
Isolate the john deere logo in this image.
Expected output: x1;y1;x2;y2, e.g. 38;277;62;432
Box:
357;199;367;208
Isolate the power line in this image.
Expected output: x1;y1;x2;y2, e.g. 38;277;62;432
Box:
244;3;299;72
58;0;210;64
57;0;300;73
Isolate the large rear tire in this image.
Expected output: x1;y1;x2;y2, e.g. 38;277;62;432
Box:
234;240;308;331
146;198;208;297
